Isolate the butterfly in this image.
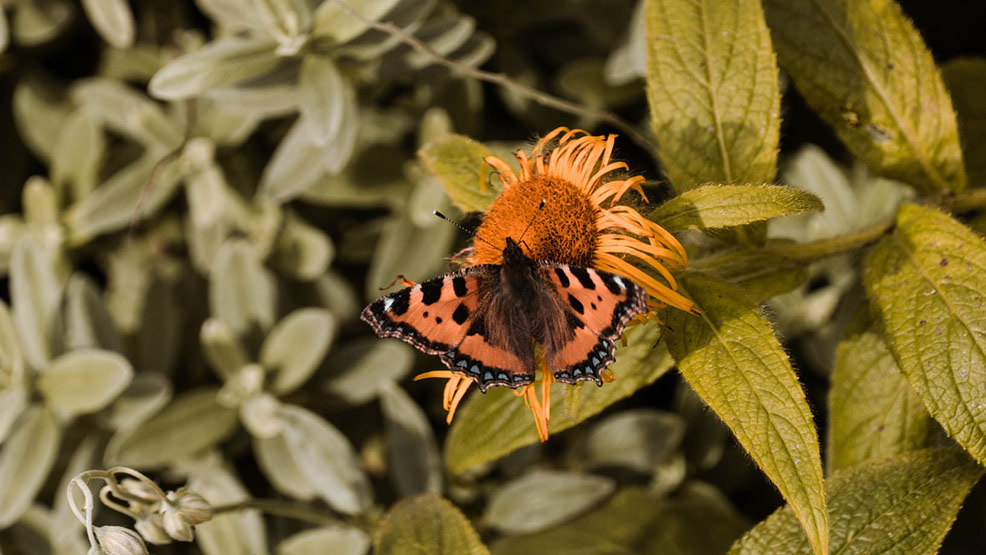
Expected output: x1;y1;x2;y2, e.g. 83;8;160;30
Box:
361;236;647;392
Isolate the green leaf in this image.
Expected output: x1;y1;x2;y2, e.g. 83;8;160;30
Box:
0;406;61;528
80;0;134;48
730;448;984;554
651;185;823;232
10;238;63;372
275;404;373;514
261;308;336;395
0;387;28;446
324;339;415;405
0;298;25;380
687;245;808;302
645;0;781;190
298;54;349;145
379;381;443;497
65;156;184;244
311;0;401;43
0;8;7;53
10;0;73;46
188;461;269;555
277;526;370;555
201;318;250;381
252;0;311;53
105;371;172;432
762;0;965;194
863;203;986;465
418;134;499;213
483;470;615;535
260;113;359;201
568;409;685;474
149;37;282;100
105;387;238;468
270;211;336;281
71;78;183;149
942;58;986;188
445;322;674;475
12;78;70;162
50;108;104;201
492;484;748;555
64;274;123;353
662;273;827;555
38;349;134;417
209;240;277;334
827;304;929;471
374;494;488;555
254;429;318;500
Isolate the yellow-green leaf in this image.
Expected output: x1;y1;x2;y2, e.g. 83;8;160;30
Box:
645;0;781;190
651;185;823;232
445;322;673;475
149;37;281;100
38;349;134;417
80;0;134;48
0;406;60;527
374;494;488;555
418;134;499;213
687;245;808;302
863;203;986;465
942;58;986;188
827;304;929;471
730;448;984;554
762;0;965;194
662;273;827;555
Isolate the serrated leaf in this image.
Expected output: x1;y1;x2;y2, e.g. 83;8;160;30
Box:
209;240;277;334
0;406;61;528
492;484;748;555
10;238;63;371
863;203;986;465
261;308;336;395
943;58;986;188
105;387;238;468
484;470;615;535
298;54;348;145
762;0;965;194
38;349;133;417
277;404;373;514
149;37;282;100
730;448;984;554
651;185;823;232
645;0;780;190
379;382;442;497
277;526;370;555
80;0;134;48
662;273;827;555
828;304;929;471
445;322;674;475
65;156;184;243
374;494;488;555
418;134;499;213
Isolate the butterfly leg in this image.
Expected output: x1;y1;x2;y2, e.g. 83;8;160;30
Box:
379;274;417;290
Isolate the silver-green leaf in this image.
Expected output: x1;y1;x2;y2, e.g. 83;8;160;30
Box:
38;349;133;417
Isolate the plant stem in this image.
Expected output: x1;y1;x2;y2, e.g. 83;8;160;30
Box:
211;498;344;527
329;0;659;156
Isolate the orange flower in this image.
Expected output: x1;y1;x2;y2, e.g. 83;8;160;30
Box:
417;127;693;441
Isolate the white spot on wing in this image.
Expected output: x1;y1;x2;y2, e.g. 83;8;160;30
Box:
383;297;394;311
612;276;625;290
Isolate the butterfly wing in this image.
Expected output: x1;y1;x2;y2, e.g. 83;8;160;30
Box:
538;264;647;385
361;265;536;392
361;268;489;355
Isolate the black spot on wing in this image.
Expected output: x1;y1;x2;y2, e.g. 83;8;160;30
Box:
570;267;596;289
554;267;570;288
565;310;585;330
568;293;584;315
420;279;443;305
452;303;470;325
389;288;411;315
466;316;486;336
600;272;623;294
452;276;468;297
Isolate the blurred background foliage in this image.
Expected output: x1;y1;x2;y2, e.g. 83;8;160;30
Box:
2;0;986;554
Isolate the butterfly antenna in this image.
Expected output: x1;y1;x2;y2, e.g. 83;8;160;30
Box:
516;199;547;248
433;211;497;249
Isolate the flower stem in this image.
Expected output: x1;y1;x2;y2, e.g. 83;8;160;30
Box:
211;498;346;527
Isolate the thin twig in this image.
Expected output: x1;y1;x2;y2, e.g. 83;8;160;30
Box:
331;0;659;155
211;498;347;527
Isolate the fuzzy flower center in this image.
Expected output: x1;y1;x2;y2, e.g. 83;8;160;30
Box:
473;175;599;266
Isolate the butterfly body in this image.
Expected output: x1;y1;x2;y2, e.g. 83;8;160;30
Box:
361;238;647;392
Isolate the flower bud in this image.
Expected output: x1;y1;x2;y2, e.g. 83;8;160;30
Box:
134;514;172;545
162;510;194;542
166;488;213;525
95;526;149;555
